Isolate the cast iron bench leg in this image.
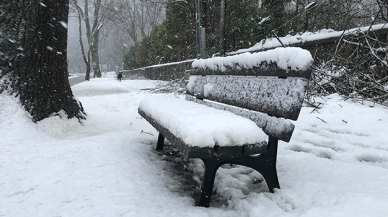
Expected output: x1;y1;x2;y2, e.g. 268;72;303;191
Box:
197;158;221;207
155;134;279;206
197;137;280;207
253;136;280;192
156;133;165;150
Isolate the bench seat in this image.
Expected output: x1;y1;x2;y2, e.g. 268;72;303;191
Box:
139;96;268;158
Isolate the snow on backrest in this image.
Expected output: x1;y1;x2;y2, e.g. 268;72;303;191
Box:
192;47;313;75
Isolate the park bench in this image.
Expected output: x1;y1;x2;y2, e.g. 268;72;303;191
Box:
138;47;313;207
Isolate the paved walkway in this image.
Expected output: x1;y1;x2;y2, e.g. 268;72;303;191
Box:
69;75;85;86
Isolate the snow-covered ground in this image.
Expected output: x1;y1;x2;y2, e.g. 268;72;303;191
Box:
1;72;388;216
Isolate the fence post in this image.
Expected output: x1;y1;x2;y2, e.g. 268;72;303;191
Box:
195;0;206;59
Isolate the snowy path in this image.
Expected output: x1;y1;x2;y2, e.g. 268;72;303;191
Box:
68;75;86;87
1;73;388;216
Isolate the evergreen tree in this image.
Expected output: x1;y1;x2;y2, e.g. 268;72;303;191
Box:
225;0;265;51
124;0;267;68
261;0;287;36
160;0;196;62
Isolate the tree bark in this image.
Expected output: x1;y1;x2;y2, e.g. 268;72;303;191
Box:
91;28;101;78
0;0;86;122
304;0;309;31
220;0;226;56
90;0;102;78
0;2;24;90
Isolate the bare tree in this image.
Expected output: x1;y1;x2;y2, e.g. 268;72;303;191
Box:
99;26;132;71
71;0;111;78
109;0;165;43
93;0;165;70
374;0;388;22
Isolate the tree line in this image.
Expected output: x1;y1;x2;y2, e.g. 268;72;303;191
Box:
120;0;388;105
123;0;387;69
69;0;165;79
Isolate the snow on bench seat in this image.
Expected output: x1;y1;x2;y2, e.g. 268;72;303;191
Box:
139;95;267;148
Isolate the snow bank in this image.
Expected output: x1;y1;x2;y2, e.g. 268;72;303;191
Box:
192;47;313;71
139;96;267;147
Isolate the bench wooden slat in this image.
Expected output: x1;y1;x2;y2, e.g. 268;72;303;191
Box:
138;108;268;159
185;96;295;142
186;75;309;120
192;63;312;79
139;108;210;158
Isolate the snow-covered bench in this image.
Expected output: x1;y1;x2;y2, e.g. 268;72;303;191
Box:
138;47;313;207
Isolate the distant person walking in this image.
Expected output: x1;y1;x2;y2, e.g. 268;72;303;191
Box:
117;72;123;82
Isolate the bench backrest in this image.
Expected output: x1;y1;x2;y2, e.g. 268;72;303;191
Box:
186;47;313;142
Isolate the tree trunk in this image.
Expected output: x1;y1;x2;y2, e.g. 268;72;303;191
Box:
91;31;102;78
87;0;102;78
220;0;226;56
77;12;91;81
85;62;91;81
0;0;86;122
304;0;309;31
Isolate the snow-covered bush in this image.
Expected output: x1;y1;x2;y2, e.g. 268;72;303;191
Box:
306;28;388;106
